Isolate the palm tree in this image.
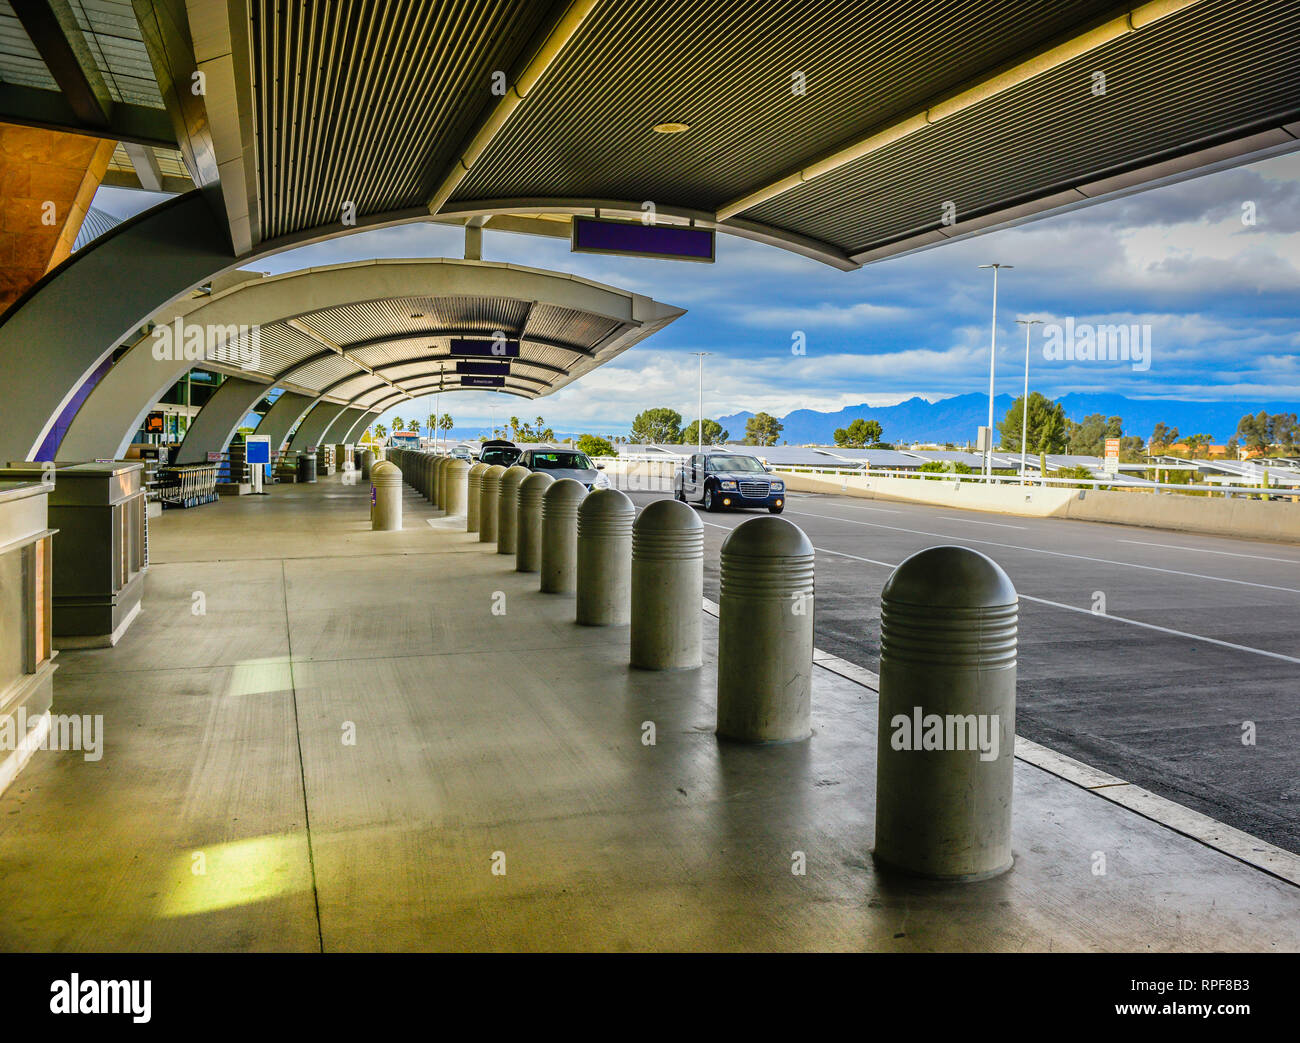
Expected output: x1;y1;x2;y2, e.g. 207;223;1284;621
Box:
374;423;387;442
392;415;404;435
439;413;454;451
509;416;521;440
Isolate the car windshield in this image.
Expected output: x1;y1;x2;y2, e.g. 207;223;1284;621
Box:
707;455;765;473
531;452;593;470
480;447;520;465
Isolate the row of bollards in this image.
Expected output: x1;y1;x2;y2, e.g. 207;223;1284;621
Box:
378;448;1019;883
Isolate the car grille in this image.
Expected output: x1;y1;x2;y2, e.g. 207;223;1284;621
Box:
739;481;770;498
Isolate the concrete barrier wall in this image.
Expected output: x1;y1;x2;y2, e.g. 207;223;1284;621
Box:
779;471;1300;542
597;458;676;493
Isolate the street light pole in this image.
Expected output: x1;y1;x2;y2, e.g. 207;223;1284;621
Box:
1014;318;1042;483
689;352;711;456
978;264;1013;478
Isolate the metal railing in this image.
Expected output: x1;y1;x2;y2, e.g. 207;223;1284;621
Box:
770;464;1300;499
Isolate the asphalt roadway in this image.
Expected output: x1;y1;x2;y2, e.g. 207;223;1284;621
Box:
628;489;1300;854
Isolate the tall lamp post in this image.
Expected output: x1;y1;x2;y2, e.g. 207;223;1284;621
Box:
1014;318;1042;483
977;263;1013;478
689;352;711;455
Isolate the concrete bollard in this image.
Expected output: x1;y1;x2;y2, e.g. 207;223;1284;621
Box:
359;448;373;481
478;464;506;543
428;455;439;502
516;472;554;572
371;460;402;531
444;458;469;516
437;456;450;509
715;517;814;742
466;462;488;532
630;498;703;669
576;488;635;625
873;545;1017;882
539;478;587;593
497;465;531;555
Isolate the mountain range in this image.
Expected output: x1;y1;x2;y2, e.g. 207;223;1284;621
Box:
712;393;1294;446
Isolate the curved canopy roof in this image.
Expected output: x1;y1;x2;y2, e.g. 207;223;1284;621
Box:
137;258;686;407
8;1;1295;269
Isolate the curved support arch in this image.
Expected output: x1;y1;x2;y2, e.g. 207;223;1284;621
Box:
320;407;369;445
285;401;349;456
46;257;658;461
175;377;269;464
253;391;316;454
1;189;700;461
0;192;235;460
342;410;380;443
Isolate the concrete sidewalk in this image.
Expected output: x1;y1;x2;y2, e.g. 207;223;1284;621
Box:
0;476;1296;951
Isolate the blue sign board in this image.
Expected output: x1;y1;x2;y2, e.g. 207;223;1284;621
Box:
571;216;714;262
245;437;271;465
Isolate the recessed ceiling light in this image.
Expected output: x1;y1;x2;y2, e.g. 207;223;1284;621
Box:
652;122;689;134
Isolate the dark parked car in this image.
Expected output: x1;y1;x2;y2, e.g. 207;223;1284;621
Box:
675;452;785;513
478;439;521;467
515;448;610;490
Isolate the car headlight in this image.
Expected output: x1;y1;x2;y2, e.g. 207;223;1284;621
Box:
719;480;737;490
592;472;609;489
771;481;784;491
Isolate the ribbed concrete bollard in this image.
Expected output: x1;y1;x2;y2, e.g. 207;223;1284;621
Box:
516;472;554;572
479;465;506;543
497;465;531;555
540;478;587;593
437;456;450;509
427;455;438;501
630;498;703;669
576;489;635;625
444;458;469;516
359;448;373;481
371;460;402;531
715;517;814;742
466;462;488;532
874;546;1017;882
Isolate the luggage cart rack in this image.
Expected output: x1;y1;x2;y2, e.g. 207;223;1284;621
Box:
156;464;220;509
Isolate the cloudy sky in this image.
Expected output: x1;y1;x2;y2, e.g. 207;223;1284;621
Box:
99;148;1300;439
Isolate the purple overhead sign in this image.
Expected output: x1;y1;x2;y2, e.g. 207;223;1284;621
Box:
449;338;520;358
571;216;714;262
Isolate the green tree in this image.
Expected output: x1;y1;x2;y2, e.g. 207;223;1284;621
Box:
744;412;782;446
833;418;882;448
1183;433;1214;458
374;423;387;442
919;459;973;480
576;434;615;457
406;418;419;432
1065;413;1123;456
630;407;683;444
680;418;728;446
391;415;404;434
1150;423;1179;453
998;393;1067;453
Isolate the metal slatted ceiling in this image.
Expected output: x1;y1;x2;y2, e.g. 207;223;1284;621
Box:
0;4;58;89
452;0;1120;207
252;323;329;376
252;0;561;240
285;352;361;393
525;304;620;349
347;339;438;370
107;142;190;177
302;295;533;343
326;373;381;400
70;0;163;108
747;0;1300;251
